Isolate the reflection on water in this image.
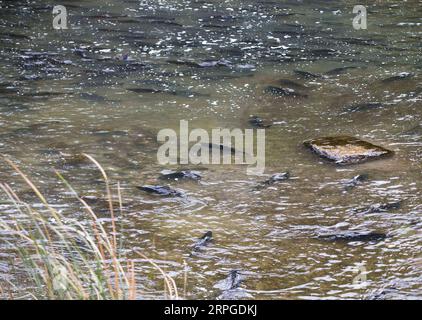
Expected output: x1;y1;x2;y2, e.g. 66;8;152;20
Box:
0;0;421;299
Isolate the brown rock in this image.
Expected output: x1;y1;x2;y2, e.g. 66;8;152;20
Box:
304;136;393;165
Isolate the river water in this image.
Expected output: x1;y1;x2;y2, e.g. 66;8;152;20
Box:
0;0;421;299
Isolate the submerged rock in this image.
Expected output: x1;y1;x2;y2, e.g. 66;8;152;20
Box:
159;170;202;181
405;87;422;99
136;185;183;197
304;136;394;165
317;231;387;243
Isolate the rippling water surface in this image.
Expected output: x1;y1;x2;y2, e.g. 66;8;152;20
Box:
0;0;421;299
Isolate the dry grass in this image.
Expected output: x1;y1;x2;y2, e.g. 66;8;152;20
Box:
0;154;178;300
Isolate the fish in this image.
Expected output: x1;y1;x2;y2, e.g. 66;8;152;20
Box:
277;79;306;89
310;48;338;56
127;88;162;94
215;270;253;300
199;73;254;81
248;116;272;128
166;59;232;68
204;143;239;155
325;66;358;75
264;86;308;98
254;172;290;190
403;124;422;136
23;92;66;98
0;83;18;95
192;231;213;251
19;74;42;81
159;170;202;181
343;102;385;113
294;70;322;79
214;270;242;291
317;231;387;243
127;88;208;98
304;136;394;165
357;201;402;214
335;37;381;46
150;20;183;27
381;72;414;83
79;93;119;103
166;59;201;68
0;32;30;39
343;174;369;191
136;185;183;197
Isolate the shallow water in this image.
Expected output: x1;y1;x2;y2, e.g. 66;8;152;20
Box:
0;0;421;299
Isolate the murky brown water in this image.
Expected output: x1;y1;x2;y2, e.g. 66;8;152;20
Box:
0;0;421;299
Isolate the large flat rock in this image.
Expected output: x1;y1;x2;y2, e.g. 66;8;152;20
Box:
304;136;394;165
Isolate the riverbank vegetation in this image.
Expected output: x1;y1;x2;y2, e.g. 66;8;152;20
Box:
0;155;178;300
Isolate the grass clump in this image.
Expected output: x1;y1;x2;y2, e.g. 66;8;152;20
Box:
0;154;178;300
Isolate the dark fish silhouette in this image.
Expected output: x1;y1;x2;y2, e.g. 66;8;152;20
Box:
192;231;213;251
136;185;183;197
127;87;208;97
215;270;242;291
381;72;414;83
310;48;338;57
159;170;202;181
80;93;112;102
317;231;387;243
254;172;290;190
278;79;306;90
325;66;358;75
357;201;402;214
343;102;385;113
294;70;322;79
248;116;272;128
215;270;252;300
204;143;239;155
343;174;369;191
264;86;308;98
